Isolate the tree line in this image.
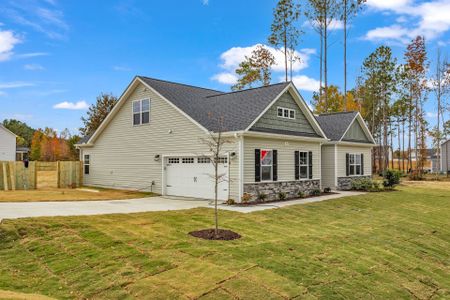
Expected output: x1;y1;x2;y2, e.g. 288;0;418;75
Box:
232;0;450;176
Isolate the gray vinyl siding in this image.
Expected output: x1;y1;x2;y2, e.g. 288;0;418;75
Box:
0;127;15;161
441;141;450;172
81;82;240;200
243;136;321;183
321;144;336;189
336;145;373;177
342;120;370;142
251;91;316;135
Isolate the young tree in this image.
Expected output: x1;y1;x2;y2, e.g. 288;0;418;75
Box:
430;48;450;172
312;85;359;113
80;93;118;137
339;0;366;110
200;114;232;238
305;0;339;109
30;130;44;161
232;45;276;91
268;0;302;82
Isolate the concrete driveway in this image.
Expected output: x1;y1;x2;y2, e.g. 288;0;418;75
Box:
0;191;364;221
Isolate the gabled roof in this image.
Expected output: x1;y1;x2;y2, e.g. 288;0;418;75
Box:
316;111;375;144
315;111;358;141
79;76;325;146
0;124;17;138
139;76;290;132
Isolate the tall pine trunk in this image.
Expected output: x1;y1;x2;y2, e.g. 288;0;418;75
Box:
343;0;347;111
324;8;328;111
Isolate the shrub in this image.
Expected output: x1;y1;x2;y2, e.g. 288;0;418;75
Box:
323;187;331;193
383;169;401;189
351;178;374;191
241;193;252;203
257;192;267;202
408;170;424;181
225;198;236;205
297;191;305;198
278;192;287;201
310;189;321;196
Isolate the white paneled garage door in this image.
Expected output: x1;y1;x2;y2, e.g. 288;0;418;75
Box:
164;156;229;200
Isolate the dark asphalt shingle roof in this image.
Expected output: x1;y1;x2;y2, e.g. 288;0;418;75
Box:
315;111;358;141
139;76;290;132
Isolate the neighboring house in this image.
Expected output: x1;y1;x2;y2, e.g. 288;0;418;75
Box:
0;124;16;161
76;76;373;202
317;112;375;190
442;140;450;174
16;147;30;161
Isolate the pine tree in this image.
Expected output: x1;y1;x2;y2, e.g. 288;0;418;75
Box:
80;93;118;137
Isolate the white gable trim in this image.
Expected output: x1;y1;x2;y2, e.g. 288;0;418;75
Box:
244;83;328;139
82;77;209;146
0;124;17;138
339;112;375;144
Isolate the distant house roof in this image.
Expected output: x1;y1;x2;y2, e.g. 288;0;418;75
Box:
138;76;291;132
16;147;29;153
315;111;359;141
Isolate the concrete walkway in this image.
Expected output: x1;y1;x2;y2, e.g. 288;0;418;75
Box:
0;191;364;221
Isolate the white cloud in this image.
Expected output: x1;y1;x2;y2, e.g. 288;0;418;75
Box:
113;65;131;71
202;0;209;5
212;44;316;85
365;0;450;43
290;75;320;92
426;111;438;118
0;81;35;89
0;30;21;61
53;100;89;110
24;64;45;71
17;52;50;58
211;72;237;85
304;19;344;31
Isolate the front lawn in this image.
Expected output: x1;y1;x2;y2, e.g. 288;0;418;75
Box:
0;182;449;299
0;187;156;202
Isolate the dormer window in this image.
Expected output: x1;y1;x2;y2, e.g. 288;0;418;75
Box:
277;107;295;119
133;99;150;125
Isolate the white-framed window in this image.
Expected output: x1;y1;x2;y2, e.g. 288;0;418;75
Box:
299;151;309;179
349;154;362;175
277;107;295;119
133;99;150;125
83;154;90;175
182;157;194;164
260;149;273;181
217;157;228;164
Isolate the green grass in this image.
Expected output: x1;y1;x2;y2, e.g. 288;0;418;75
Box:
0;182;449;299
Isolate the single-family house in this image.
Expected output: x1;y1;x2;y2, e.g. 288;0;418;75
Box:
442;140;450;174
77;76;374;201
317;111;375;190
0;124;17;161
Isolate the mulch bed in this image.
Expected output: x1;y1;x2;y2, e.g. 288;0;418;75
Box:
189;229;241;240
233;192;338;206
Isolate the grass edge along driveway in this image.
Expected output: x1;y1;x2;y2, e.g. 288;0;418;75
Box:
0;182;449;299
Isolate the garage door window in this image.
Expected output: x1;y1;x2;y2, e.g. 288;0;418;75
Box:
198;157;211;163
182;157;194;163
168;158;179;164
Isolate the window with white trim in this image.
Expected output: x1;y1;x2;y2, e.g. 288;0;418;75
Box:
299;151;308;179
133;99;150;125
277;107;295;119
349;154;362;175
83;154;90;175
261;150;273;181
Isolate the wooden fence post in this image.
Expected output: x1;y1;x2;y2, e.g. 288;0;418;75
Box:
56;161;60;188
2;162;8;191
9;162;16;191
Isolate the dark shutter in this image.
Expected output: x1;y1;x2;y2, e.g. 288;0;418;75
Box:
255;149;261;182
308;151;313;179
295;151;299;180
361;153;364;175
346;153;350;176
273;150;278;181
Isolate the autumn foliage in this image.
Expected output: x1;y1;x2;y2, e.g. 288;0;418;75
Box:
30;128;79;161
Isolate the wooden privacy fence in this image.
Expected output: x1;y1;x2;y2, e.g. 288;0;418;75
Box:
0;161;82;191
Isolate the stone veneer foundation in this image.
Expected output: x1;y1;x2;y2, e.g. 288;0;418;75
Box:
337;176;371;190
243;180;320;202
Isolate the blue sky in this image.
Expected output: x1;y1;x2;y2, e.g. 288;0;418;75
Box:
0;0;449;139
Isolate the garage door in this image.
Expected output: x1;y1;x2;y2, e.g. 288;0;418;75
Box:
165;156;229;200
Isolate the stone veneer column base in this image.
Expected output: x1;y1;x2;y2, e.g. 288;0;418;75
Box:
337;176;371;190
243;180;320;202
